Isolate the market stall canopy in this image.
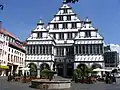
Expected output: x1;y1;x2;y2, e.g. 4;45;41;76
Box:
104;69;112;72
20;67;30;71
117;64;120;68
93;68;105;72
93;68;112;72
0;65;9;69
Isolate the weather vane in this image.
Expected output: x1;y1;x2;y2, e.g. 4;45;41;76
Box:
64;0;79;3
0;4;3;10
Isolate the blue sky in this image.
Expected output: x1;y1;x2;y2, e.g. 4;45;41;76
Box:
0;0;120;44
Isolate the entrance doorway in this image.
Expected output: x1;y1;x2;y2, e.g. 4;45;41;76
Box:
66;63;74;77
57;63;64;77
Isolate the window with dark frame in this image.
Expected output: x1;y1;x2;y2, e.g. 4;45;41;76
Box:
53;33;56;39
67;33;72;39
67;15;71;21
63;23;68;29
85;31;91;37
59;33;64;40
59;16;63;21
54;23;59;29
63;9;68;13
71;23;77;29
37;33;42;38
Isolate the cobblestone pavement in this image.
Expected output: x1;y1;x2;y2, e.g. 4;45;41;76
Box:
1;77;120;90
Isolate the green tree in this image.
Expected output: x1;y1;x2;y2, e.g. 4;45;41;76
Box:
29;64;37;76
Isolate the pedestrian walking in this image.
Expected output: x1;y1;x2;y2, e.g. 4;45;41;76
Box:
112;75;116;84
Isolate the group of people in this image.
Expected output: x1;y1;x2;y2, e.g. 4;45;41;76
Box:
105;73;116;84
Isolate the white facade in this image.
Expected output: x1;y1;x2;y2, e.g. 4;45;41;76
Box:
0;32;9;76
0;27;25;76
26;2;104;77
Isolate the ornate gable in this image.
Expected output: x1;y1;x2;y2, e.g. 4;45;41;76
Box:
75;17;103;40
27;20;53;41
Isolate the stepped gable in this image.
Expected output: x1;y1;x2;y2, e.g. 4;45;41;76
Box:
27;19;53;41
46;3;82;32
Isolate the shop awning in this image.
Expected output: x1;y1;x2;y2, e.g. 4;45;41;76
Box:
0;65;9;69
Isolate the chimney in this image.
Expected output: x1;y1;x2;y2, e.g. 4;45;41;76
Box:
0;21;2;30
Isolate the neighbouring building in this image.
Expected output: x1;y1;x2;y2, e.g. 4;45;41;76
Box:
104;51;119;69
104;44;120;69
25;1;104;77
0;21;26;76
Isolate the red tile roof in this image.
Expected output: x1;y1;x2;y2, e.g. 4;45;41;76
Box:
9;42;25;51
0;28;20;41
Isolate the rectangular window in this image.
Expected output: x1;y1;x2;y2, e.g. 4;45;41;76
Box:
59;16;63;21
67;15;71;21
30;45;32;54
33;45;35;54
56;48;59;56
59;33;64;40
63;9;68;13
71;23;77;29
50;46;52;54
37;33;42;38
83;45;85;54
46;46;48;54
67;33;72;39
66;47;69;56
76;46;78;54
90;45;92;54
36;46;38;54
86;45;88;54
100;44;103;54
62;48;64;56
53;33;56;39
40;46;42;54
85;31;91;37
54;23;59;29
43;46;45;54
63;23;68;29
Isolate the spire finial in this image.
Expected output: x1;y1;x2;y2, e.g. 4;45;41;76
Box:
85;17;91;23
63;0;67;4
37;19;44;26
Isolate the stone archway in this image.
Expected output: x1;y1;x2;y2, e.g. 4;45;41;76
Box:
91;64;102;69
40;63;50;71
28;63;37;76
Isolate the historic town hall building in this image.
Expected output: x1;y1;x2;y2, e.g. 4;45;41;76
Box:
25;2;104;77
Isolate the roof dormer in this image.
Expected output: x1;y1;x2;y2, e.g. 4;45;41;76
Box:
81;17;96;31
